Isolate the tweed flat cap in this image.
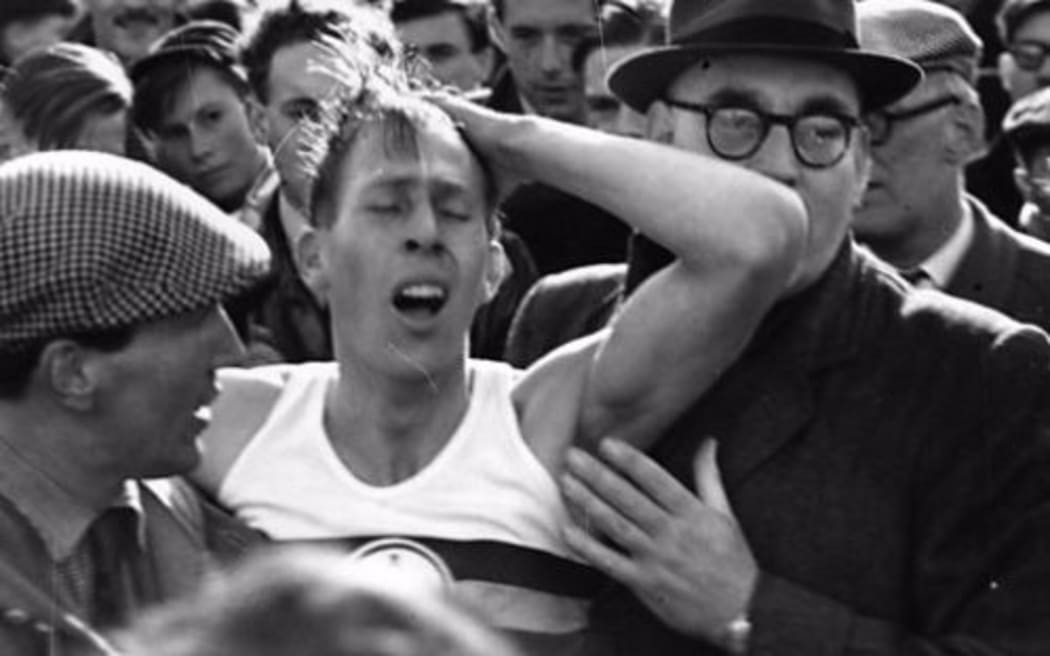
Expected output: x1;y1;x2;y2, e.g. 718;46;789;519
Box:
859;0;983;84
0;151;270;353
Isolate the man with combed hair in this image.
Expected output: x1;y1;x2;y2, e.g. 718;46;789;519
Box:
549;0;1050;654
238;0;403;362
190;77;809;652
392;0;492;92
0;151;270;655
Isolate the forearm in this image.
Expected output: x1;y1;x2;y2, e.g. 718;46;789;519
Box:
492;114;807;280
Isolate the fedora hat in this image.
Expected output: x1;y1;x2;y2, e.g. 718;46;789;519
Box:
608;0;923;113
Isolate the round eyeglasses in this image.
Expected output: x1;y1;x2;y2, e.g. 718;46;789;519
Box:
864;96;960;146
662;98;861;169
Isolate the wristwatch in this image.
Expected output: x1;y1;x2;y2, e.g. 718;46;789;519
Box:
718;614;752;655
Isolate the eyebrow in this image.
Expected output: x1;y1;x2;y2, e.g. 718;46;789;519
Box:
362;175;475;200
798;95;858;116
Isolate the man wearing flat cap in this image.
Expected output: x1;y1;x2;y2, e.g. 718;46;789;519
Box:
556;0;1050;654
0;151;270;655
855;0;1050;333
1002;84;1050;240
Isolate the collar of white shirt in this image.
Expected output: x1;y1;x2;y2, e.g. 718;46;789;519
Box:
915;200;975;289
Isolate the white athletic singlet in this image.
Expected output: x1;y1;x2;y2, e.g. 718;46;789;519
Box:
217;360;601;638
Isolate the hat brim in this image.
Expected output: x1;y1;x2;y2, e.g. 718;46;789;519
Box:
608;44;923;114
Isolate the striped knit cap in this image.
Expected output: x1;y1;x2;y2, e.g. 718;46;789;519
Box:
0;151;270;353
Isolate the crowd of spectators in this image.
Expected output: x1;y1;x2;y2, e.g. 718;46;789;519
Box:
5;1;1050;655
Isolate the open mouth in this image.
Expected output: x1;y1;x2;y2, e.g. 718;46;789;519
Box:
392;283;448;318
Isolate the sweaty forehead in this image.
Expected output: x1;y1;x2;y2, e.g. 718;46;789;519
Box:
668;54;862;115
343;118;486;193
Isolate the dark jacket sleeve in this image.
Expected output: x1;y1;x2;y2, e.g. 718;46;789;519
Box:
746;327;1050;655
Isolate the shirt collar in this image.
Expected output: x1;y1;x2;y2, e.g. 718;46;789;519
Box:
0;436;144;560
917;201;974;289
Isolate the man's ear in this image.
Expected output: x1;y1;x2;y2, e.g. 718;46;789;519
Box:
483;238;508;303
246;96;269;145
38;340;100;412
475;46;495;86
945;99;987;165
487;7;508;55
645;100;675;145
295;228;328;302
852;127;873;209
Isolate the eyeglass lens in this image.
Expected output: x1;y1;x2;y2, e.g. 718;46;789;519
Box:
707;108;850;167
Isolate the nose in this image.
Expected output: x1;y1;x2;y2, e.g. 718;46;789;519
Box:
188;126;213;164
614;105;646;139
404;204;443;254
748;125;801;188
537;36;563;76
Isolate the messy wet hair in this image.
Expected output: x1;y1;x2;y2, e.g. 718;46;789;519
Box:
302;77;500;235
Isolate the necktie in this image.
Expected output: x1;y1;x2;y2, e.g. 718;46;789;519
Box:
86;508;138;629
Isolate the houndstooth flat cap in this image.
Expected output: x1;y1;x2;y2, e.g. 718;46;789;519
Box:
859;0;983;84
0;151;271;353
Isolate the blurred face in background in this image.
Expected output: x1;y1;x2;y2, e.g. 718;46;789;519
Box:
1015;143;1050;213
260;40;343;212
85;0;182;65
397;9;490;91
0;13;77;64
491;0;595;123
582;42;647;137
1000;9;1050;102
153;66;265;209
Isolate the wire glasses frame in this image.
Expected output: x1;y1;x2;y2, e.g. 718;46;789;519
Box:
1008;40;1050;72
662;98;861;169
864;96;961;146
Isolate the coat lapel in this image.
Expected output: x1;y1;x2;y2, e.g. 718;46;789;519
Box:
657;244;874;491
946;198;1016;308
717;357;816;488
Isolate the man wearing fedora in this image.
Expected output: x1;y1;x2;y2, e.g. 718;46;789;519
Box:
558;1;1050;654
0;151;269;655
